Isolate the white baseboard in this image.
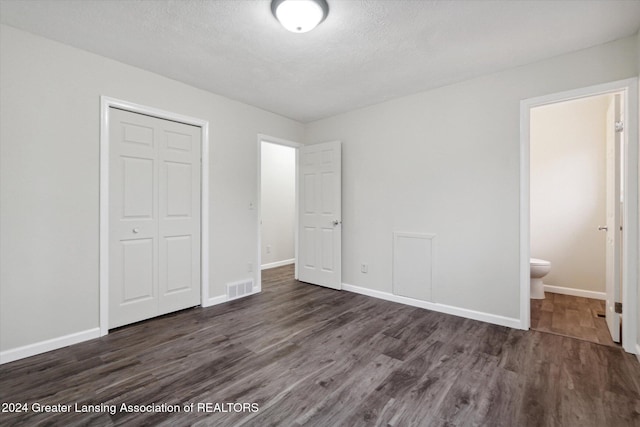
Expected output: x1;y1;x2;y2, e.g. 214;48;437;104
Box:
202;290;261;308
0;327;101;365
261;258;295;270
342;283;521;329
202;294;228;307
544;285;606;300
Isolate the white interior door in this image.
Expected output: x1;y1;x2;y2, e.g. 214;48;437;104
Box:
604;94;622;343
109;108;201;329
298;141;342;289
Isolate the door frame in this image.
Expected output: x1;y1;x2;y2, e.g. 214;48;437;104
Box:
99;96;210;336
256;134;302;291
519;78;639;354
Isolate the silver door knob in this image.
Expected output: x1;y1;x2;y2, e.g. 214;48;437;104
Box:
133;228;140;234
598;226;608;231
332;220;342;226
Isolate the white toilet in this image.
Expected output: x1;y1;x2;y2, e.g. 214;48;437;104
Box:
530;258;551;299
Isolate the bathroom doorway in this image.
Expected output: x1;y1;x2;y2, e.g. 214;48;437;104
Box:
520;78;638;354
529;93;621;345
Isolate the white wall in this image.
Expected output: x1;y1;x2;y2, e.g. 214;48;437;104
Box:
530;95;610;294
0;25;304;353
261;142;296;267
305;35;638;322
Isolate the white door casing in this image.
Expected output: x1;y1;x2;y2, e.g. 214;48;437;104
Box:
605;94;622;342
109;107;201;329
298;141;342;289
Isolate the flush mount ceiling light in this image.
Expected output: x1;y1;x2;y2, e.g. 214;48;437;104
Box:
271;0;329;33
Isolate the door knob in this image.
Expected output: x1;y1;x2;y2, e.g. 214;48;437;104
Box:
598;226;608;231
332;220;342;226
133;228;140;234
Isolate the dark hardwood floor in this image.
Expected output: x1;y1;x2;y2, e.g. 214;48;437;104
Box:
531;292;618;347
1;264;639;426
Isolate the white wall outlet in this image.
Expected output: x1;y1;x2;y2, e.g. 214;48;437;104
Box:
249;201;255;210
266;245;272;254
247;262;253;272
361;263;368;273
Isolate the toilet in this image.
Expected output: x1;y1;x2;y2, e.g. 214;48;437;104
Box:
530;258;551;299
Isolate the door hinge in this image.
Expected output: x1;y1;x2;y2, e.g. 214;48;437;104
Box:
614;302;622;314
615;121;624;133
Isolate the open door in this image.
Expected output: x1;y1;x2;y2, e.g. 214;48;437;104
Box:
298;141;342;289
604;94;622;343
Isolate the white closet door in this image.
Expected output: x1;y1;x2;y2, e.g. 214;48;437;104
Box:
158;118;201;315
109;108;201;329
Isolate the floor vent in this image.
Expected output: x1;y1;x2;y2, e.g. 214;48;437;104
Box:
227;279;254;301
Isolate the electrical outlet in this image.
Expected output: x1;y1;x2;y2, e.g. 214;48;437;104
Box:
266;245;272;254
361;263;368;273
247;262;253;272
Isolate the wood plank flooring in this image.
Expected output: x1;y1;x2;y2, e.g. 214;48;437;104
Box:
1;264;639;426
531;292;617;347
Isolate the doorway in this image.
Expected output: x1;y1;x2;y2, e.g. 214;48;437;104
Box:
260;141;297;272
257;135;343;292
528;93;621;346
257;135;302;291
519;78;639;354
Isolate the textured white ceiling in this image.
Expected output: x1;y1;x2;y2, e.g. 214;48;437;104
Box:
1;0;640;122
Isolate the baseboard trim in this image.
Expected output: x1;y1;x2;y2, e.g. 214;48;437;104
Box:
261;259;295;270
202;294;228;307
202;290;261;308
544;285;606;300
342;283;521;329
0;327;101;365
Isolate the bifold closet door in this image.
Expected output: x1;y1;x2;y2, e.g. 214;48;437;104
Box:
109;108;201;329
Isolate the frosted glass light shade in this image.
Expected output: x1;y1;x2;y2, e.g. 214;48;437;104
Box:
271;0;329;33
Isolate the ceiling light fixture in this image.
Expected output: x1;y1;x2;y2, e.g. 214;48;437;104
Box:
271;0;329;33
